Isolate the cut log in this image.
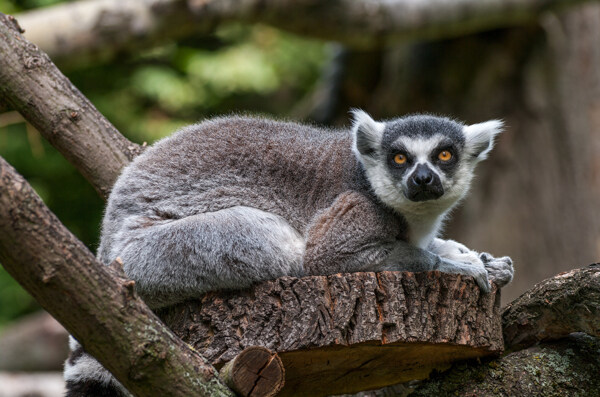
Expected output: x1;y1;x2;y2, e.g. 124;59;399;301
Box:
219;346;285;397
157;271;503;396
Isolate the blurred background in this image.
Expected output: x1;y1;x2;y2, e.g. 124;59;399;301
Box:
1;0;599;395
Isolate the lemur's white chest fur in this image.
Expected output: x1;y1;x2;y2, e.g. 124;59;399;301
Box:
360;160;446;248
403;212;445;249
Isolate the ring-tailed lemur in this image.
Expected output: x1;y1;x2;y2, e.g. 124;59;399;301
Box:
65;111;514;396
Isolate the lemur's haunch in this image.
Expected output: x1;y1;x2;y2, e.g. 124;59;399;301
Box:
65;111;514;396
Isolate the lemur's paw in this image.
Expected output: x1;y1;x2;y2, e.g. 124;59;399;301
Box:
432;239;470;257
470;263;491;293
480;252;514;288
445;250;483;268
433;240;482;266
439;258;491;293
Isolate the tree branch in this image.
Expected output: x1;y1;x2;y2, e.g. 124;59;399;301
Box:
411;333;600;396
207;0;597;46
15;0;597;68
502;263;600;350
0;155;233;397
17;0;210;69
0;13;141;199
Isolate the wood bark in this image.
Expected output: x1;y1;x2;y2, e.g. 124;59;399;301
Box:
157;271;503;396
0;13;141;199
0;155;233;397
354;265;600;396
502;263;600;349
411;332;600;396
13;0;597;68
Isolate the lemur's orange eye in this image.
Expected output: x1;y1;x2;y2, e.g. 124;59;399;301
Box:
438;150;452;161
394;153;407;165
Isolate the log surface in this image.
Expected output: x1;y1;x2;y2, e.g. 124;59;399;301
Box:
158;271;503;396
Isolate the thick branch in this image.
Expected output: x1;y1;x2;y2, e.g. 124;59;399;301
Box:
0;13;141;199
0;155;233;397
502;263;600;349
411;333;600;396
15;0;597;67
17;0;209;68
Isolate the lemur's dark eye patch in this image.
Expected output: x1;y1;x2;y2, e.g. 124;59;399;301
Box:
432;141;456;158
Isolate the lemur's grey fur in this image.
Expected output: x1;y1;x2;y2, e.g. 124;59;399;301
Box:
65;111;514;396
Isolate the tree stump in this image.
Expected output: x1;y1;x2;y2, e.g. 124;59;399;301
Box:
157;271;503;396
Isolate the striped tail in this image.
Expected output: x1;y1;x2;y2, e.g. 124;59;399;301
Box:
64;336;131;397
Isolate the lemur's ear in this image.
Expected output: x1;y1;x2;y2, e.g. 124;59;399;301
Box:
463;120;504;161
351;109;385;158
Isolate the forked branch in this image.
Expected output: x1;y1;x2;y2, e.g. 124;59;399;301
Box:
0;13;141;199
0;155;233;396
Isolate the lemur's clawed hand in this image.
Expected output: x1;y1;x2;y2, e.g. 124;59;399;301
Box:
479;252;514;287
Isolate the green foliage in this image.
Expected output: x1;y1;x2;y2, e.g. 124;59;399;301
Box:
0;267;39;326
0;0;62;13
0;2;326;326
68;24;325;142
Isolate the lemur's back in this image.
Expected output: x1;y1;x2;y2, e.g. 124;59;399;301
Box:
99;116;356;264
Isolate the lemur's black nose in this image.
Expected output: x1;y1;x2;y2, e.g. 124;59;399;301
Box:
406;164;443;201
411;164;434;186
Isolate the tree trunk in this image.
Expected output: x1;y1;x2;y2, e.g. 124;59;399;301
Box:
157;271;503;396
219;346;285;397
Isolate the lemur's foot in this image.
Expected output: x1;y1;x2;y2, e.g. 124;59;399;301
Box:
479;252;514;288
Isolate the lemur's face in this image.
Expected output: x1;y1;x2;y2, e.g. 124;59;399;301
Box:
352;110;504;215
381;118;465;203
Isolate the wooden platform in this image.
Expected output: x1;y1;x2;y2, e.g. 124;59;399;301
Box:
157;271;503;396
